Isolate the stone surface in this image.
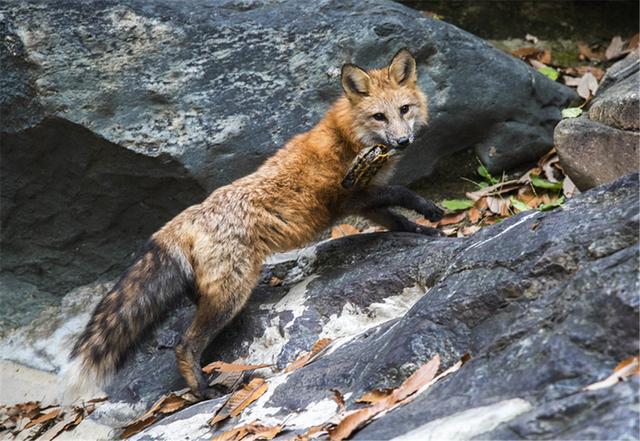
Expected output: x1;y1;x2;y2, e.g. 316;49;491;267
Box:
1;0;575;334
555;56;640;191
2;174;637;440
590;58;640;130
555;116;639;191
133;173;638;441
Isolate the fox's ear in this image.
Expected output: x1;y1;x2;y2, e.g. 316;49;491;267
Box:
341;64;371;98
388;48;417;85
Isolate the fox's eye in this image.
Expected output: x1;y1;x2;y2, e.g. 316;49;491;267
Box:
400;105;410;115
372;113;386;122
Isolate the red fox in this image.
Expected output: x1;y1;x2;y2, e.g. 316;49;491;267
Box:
66;49;443;399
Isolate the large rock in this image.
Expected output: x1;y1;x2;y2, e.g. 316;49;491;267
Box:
136;174;639;441
2;174;637;440
0;0;576;323
555;56;639;191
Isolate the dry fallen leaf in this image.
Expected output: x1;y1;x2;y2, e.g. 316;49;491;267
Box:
285;338;333;373
577;72;599;99
562;176;580;198
121;389;197;438
459;225;481;236
30;408;62;426
203;361;272;375
486;196;511;217
211;422;283;441
355;389;393;405
328;355;440;441
268;276;283;287
120;416;158;439
605;35;626;60
331;224;360;239
211;378;269;425
584;355;640;391
578;42;605;61
415;217;439;228
331;389;346;413
563;66;605;81
467;207;482;224
439;211;467;226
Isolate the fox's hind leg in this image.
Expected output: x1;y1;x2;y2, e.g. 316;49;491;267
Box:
176;244;261;398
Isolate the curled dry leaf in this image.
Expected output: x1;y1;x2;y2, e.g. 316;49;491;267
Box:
486;196;511;217
211;422;283;441
468;207;482;224
439;211;467;226
331;224;360;239
415;217;439;228
578;42;605;62
562;176;579;198
459;225;481;236
268;276;283;287
577;72;599;100
285;338;333;373
356;389;393;405
331;389;346;413
563;65;605;81
328;355;441;441
122;389;198;438
605;35;626;60
203;361;272;375
211;378;269;425
584;355;640;391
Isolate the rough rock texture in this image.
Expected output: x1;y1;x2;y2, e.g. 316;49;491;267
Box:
555;56;639;191
0;0;576;326
2;174;637;440
135;173;639;441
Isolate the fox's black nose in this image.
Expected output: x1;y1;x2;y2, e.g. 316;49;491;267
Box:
396;137;410;148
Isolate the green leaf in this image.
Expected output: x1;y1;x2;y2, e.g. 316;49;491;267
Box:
509;197;531;212
477;181;489;189
538;66;559;81
539;196;565;211
441;199;475;211
562;107;583;118
531;175;563;191
477;163;492;180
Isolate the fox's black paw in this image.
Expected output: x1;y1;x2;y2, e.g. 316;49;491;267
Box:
418;201;444;222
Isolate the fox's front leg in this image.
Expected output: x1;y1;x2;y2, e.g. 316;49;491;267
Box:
348;185;444;222
363;207;441;236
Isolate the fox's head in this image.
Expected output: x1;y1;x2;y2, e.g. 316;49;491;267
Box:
341;49;428;150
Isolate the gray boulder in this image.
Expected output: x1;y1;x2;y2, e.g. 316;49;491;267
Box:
555;56;640;191
122;172;638;441
1;0;575;319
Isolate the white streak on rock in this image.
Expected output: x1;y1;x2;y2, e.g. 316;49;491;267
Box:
129;410;212;441
320;284;428;354
391;398;532;441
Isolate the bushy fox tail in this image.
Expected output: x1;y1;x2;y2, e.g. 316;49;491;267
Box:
61;238;193;401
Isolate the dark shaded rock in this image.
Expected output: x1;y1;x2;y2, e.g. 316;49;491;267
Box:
555;116;639;191
555;56;640;191
0;117;206;319
113;173;638;440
